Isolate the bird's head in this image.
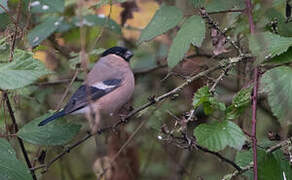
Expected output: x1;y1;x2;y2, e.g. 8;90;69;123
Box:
101;46;133;62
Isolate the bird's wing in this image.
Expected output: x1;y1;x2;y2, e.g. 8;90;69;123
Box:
63;78;122;114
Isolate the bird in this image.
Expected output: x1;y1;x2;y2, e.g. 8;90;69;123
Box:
38;46;135;134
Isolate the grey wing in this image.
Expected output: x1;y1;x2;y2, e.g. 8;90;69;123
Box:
63;79;122;114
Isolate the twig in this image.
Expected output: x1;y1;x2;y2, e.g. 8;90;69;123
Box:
31;60;230;172
208;9;246;15
209;63;232;93
199;8;242;55
56;69;80;110
3;92;37;180
133;65;167;75
223;136;292;179
196;145;242;171
31;132;93;171
36;78;83;86
266;137;292;153
9;0;22;62
98;118;147;179
222;164;253;180
31;54;248;172
0;3;17;25
245;0;258;179
160;128;242;171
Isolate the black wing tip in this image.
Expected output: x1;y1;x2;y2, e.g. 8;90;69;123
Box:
38;121;46;126
38;111;66;127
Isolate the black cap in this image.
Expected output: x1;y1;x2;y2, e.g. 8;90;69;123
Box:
101;46;133;62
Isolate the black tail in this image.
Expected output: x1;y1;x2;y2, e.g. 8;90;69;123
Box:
38;110;66;126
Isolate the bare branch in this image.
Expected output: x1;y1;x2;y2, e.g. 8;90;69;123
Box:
3;92;37;180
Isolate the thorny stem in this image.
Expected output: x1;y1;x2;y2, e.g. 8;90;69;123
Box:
245;0;258;179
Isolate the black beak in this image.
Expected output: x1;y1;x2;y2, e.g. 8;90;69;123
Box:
124;50;133;61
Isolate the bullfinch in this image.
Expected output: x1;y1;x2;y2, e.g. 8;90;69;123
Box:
38;46;135;133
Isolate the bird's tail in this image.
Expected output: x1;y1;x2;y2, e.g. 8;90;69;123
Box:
38;110;66;126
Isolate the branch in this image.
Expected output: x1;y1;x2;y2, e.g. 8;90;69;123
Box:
196;145;242;171
223;136;292;179
245;0;258;179
208;9;246;15
222;164;253;180
31;60;230;172
0;3;17;25
31;132;92;171
31;53;249;172
199;8;243;55
159;129;242;171
266;137;292;153
3;92;37;180
9;0;22;62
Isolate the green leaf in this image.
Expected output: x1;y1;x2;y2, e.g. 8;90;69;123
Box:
189;0;205;8
0;37;9;62
268;47;292;64
30;0;65;13
194;120;246;151
0;0;8;14
261;66;292;123
138;5;183;44
235;149;292;180
168;15;205;68
0;139;33;180
17;113;81;145
72;15;121;34
28;16;63;47
0;49;51;90
193;86;225;115
206;0;245;13
249;32;292;64
226;87;252;120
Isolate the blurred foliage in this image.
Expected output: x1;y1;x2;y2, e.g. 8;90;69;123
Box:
0;0;292;180
0;139;33;180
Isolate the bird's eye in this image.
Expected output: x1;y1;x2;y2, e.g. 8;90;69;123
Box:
72;99;76;105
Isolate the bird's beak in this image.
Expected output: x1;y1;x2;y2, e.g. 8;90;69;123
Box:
125;50;133;61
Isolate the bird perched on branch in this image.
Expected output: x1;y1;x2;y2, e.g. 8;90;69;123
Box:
38;46;135;134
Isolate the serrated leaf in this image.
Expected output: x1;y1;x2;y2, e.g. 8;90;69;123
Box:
29;0;64;13
235;149;292;180
193;86;225;115
168;15;205;68
17;113;81;145
0;0;8;14
194;120;246;151
261;66;292;123
249;32;292;64
0;139;33;180
28;16;63;47
226;87;252;120
269;47;292;64
138;5;183;44
72;15;121;34
0;49;51;90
